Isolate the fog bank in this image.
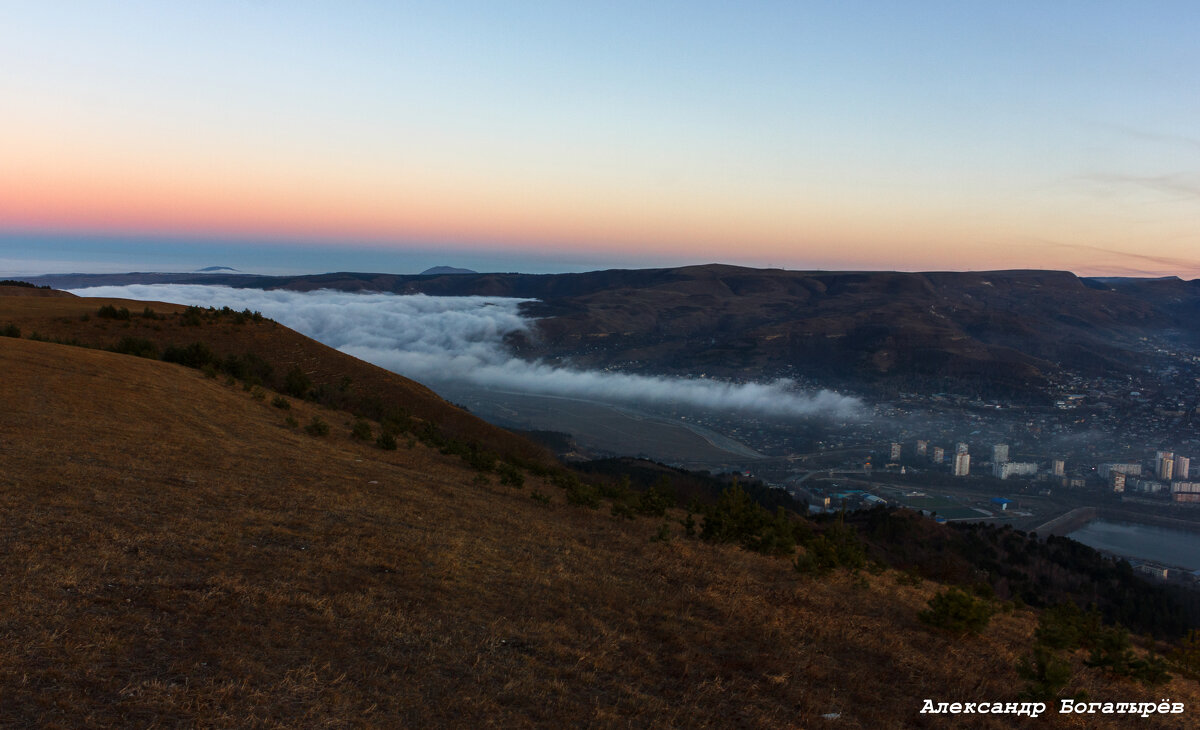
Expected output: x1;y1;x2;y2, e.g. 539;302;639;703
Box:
71;284;863;419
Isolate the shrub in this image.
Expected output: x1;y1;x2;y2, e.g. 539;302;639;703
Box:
376;431;398;450
565;481;600;508
111;336;158;359
304;417;330;437
271;396;291;409
635;485;672;517
162;342;215;369
250;386;266;401
223;352;273;384
530;491;551;506
1173;629;1200;679
611;501;636;520
1;323;19;338
179;306;205;326
1017;645;1073;700
350;419;372;441
919;587;994;635
497;463;525;488
141;307;159;319
283;366;312;398
284;415;299;429
1035;602;1101;651
96;304;131;320
651;522;672;543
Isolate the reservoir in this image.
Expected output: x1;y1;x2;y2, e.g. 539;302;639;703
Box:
1067;519;1200;572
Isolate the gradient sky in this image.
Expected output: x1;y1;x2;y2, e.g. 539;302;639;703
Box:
2;2;1199;276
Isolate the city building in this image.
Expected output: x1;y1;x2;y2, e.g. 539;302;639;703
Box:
992;444;1009;463
1159;458;1174;482
993;462;1037;480
916;440;928;456
953;452;970;477
1173;482;1200;503
890;443;902;461
1098;463;1142;479
1052;459;1065;477
1111;471;1126;492
1155;451;1174;481
956;442;969;455
1175;456;1190;480
931;446;945;464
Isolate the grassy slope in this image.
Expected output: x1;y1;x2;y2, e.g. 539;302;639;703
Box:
0;293;548;465
1;299;1197;727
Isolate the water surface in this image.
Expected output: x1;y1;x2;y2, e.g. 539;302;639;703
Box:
1067;519;1200;571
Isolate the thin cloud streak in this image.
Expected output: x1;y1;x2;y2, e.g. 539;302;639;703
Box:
69;284;864;420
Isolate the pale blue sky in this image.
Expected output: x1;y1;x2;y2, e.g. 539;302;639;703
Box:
2;2;1198;275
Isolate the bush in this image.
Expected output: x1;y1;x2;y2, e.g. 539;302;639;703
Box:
497;462;525;488
283;366;312;398
111;336;158;359
919;587;994;635
530;491;551;506
179;306;205;326
1035;602;1101;651
162;342;215;369
271;396;291;409
703;482;803;556
141;307;159;319
250;386;266;401
96;304;131;320
1017;645;1073;701
350;419;372;441
304;417;330;437
376;431;398;450
635;485;672;518
1;323;20;338
223;352;273;384
284;415;299;429
565;482;601;508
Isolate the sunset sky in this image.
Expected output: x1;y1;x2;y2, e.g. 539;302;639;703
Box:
2;2;1199;276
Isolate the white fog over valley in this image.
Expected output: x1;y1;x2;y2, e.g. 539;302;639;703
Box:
70;285;863;424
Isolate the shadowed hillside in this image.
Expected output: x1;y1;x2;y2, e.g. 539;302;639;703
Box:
27;265;1200;400
1;296;1198;727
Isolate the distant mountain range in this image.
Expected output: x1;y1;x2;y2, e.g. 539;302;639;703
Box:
22;264;1200;399
419;265;477;275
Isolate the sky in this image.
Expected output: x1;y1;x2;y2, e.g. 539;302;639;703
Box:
3;2;1199;277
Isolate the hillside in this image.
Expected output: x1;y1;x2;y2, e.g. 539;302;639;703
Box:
27;265;1200;400
2;294;1198;726
0;290;548;466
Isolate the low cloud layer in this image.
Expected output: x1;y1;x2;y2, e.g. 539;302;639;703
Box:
71;284;863;419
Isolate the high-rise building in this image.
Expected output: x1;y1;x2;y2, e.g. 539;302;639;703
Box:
1098;463;1142;479
956;442;969;455
953;452;971;477
1158;458;1174;482
890;443;902;461
932;447;945;464
1175;456;1190;480
1111;471;1126;492
1155;451;1174;480
992;444;1009;463
1052;459;1065;477
916;440;928;456
993;462;1037;479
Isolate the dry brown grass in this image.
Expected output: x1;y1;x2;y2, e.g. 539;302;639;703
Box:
1;300;1197;727
0;293;550;465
